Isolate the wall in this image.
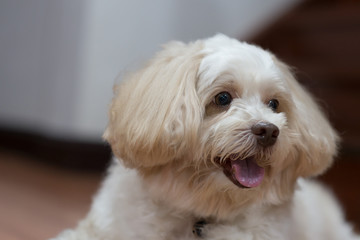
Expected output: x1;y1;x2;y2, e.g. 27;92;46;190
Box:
0;0;302;142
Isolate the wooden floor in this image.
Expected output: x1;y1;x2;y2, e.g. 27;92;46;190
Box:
0;149;359;239
0;149;102;240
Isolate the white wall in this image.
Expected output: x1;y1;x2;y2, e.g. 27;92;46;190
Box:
0;0;302;142
0;0;87;139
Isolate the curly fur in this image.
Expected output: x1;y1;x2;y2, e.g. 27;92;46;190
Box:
52;35;359;240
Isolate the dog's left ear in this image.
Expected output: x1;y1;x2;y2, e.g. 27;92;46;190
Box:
104;41;204;168
276;59;339;177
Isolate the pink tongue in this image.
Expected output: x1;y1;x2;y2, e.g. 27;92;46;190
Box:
231;158;264;188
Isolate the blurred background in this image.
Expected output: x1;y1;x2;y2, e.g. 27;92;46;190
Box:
0;0;359;239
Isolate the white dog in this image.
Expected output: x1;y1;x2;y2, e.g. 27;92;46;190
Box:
53;35;359;240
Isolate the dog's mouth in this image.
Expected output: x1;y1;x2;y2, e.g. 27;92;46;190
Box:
218;155;265;188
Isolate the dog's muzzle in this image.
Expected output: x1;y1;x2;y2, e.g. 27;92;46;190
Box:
217;122;279;189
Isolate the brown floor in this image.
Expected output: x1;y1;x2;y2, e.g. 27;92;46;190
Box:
0;149;359;239
0;150;102;240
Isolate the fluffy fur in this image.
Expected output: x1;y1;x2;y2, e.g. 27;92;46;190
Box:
52;35;359;240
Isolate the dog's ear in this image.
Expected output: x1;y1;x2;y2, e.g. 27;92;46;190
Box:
276;59;339;177
104;41;204;168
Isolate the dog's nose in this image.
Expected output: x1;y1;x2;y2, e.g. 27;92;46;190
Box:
251;122;279;147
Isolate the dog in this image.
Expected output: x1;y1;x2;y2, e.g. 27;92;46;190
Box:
52;34;360;240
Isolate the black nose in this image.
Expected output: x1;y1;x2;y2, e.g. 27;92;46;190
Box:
251;122;279;147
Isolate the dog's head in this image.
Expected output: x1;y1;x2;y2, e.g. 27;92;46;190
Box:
104;34;338;220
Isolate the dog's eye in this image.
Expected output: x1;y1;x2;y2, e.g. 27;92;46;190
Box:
214;92;232;106
268;99;279;111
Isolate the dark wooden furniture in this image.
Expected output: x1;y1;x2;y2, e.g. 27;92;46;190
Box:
251;0;360;231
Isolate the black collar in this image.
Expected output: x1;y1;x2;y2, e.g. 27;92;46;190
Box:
192;220;207;238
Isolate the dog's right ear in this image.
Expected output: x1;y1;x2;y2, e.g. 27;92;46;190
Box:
103;41;204;168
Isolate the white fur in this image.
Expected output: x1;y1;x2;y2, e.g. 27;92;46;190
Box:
52;35;359;240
